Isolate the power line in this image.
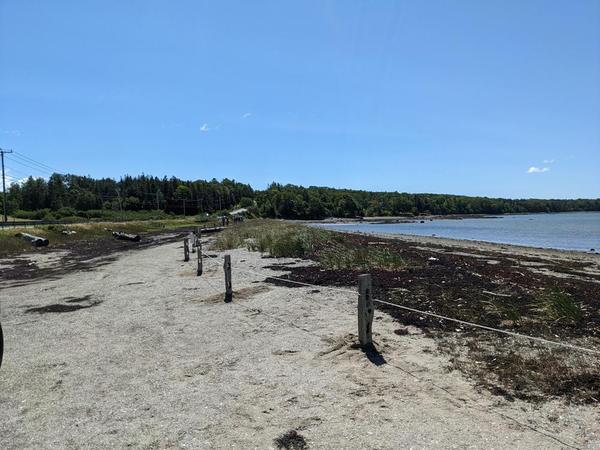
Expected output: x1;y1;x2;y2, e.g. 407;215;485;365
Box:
10;152;58;173
5;155;55;176
5;167;33;180
11;150;64;174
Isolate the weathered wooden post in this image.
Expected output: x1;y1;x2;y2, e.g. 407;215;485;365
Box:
196;237;203;276
190;232;196;253
358;274;374;348
194;227;201;252
224;254;232;303
184;238;190;262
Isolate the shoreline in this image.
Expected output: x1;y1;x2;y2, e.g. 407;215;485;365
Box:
297;213;496;225
300;213;599;256
299;210;600;226
320;228;600;265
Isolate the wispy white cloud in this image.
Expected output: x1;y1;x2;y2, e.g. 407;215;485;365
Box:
200;123;210;132
527;166;550;174
242;112;252;119
543;159;555;164
0;129;21;136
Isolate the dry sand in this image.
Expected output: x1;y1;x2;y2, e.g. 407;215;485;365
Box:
1;237;599;449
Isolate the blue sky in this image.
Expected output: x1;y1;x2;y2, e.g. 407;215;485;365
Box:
1;0;599;198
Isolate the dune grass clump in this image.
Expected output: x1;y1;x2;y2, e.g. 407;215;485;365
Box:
536;289;582;324
213;219;409;271
214;220;328;258
319;243;407;271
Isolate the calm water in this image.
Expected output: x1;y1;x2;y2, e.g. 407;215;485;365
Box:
314;212;600;252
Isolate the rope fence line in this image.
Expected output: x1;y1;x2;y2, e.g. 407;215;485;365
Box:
201;250;357;293
196;248;600;355
192;243;585;449
200;253;353;306
197;252;326;339
232;265;357;295
372;298;600;355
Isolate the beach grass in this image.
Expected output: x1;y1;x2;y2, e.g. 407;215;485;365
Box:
213;219;409;271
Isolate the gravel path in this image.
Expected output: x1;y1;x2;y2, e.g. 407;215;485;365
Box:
1;238;598;449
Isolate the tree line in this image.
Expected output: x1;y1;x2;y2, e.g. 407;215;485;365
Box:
2;174;599;220
3;174;253;219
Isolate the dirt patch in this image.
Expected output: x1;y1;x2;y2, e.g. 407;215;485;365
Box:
274;430;308;450
0;230;190;286
25;301;102;314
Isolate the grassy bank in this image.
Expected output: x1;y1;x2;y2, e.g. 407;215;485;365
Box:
213;219;410;271
0;218;205;257
213;219;600;404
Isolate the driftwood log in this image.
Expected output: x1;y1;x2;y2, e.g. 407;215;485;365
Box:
111;231;141;242
200;226;224;234
15;232;49;247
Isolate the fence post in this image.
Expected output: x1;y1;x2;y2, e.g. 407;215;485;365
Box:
197;237;203;276
191;232;196;253
358;274;373;348
195;227;201;252
224;254;232;302
183;238;190;262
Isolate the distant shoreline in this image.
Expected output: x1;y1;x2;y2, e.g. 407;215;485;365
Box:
301;213;497;225
298;211;599;226
298;211;600;255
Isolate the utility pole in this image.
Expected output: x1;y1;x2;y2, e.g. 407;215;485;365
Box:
115;188;123;213
1;148;13;223
156;190;160;210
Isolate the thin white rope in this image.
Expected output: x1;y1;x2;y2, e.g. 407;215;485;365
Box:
196;257;225;295
201;252;356;293
200;252;600;355
236;266;356;294
373;298;600;355
201;273;222;295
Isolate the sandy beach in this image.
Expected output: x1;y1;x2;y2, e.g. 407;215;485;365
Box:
1;229;598;448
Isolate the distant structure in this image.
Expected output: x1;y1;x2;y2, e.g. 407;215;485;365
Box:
229;207;249;216
229;207;248;224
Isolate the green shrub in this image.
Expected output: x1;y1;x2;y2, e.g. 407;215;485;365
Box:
13;209;52;220
56;207;77;218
